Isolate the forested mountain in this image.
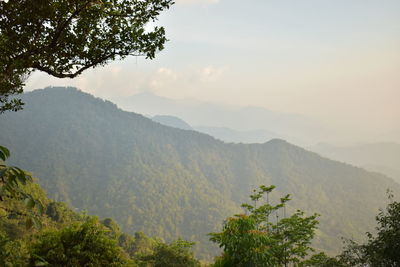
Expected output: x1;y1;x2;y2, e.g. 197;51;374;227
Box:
310;143;400;183
1;87;399;259
0;176;199;266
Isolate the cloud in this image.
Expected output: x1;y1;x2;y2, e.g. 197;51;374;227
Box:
24;63;152;98
199;65;226;82
157;67;179;81
148;65;226;93
149;67;180;91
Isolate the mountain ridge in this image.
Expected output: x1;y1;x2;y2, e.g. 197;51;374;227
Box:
1;87;399;259
310;142;400;183
152;115;194;131
113;92;329;146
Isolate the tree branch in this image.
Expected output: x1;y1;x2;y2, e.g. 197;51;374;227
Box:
49;0;94;50
31;54;113;78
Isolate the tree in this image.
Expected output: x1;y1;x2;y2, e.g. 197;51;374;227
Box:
138;239;200;267
0;231;29;266
299;252;344;267
28;217;135;267
0;145;44;228
0;0;173;112
210;185;319;267
335;192;400;267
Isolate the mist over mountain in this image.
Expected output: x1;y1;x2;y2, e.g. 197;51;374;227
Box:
1;87;399;259
152;115;193;131
374;129;400;145
113;92;329;147
150;114;282;144
310;142;400;183
193;126;280;144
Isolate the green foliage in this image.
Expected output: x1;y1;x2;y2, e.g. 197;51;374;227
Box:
0;145;44;229
210;185;319;267
45;201;85;225
102;217;122;239
299;252;343;267
29;217;134;267
0;230;30;267
302;193;400;267
127;232;160;259
335;192;400;267
0;0;173;112
1;175;201;266
1;87;400;259
0;189;80;265
0;145;33;200
364;192;400;266
139;239;200;267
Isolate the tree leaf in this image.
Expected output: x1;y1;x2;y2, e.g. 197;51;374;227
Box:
24;197;36;209
0;145;10;161
32;217;43;229
26;217;33;229
35;261;48;267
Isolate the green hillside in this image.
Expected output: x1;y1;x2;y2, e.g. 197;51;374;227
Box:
0;175;199;266
1;87;399;259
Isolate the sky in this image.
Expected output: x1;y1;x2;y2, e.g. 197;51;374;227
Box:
25;0;400;143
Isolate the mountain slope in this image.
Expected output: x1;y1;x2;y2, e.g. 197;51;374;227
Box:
1;87;399;259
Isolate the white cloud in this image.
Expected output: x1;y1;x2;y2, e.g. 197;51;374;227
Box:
157;67;179;81
149;67;180;91
199;65;226;82
148;65;226;93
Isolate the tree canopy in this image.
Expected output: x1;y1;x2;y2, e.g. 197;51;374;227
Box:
335;192;400;267
29;218;134;267
210;185;319;267
0;0;173;112
0;145;44;229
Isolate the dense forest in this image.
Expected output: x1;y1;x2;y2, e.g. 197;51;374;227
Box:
1;144;399;266
0;174;200;266
1;87;399;260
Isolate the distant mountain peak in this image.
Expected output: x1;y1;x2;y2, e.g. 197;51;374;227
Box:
152;115;193;131
266;138;289;145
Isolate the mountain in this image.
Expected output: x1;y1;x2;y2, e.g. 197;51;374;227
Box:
152;115;193;131
310;143;400;183
194;126;280;144
1;87;399;259
113;92;328;147
151;115;282;144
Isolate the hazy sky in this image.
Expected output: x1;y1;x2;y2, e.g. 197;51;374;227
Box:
26;0;400;142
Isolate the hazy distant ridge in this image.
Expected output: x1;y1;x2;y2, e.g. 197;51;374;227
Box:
114;92;328;146
152;115;193;131
310;142;400;183
151;114;281;143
